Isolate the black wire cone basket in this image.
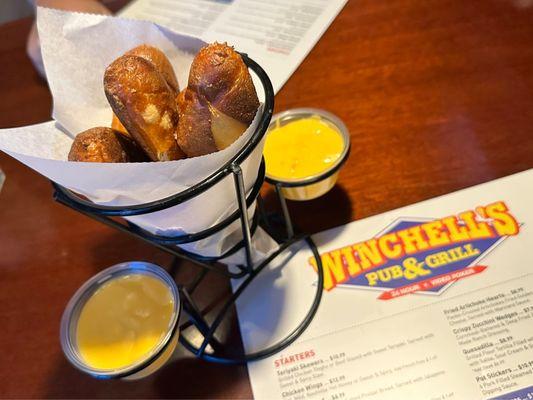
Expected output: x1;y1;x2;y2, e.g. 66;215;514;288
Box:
52;54;325;365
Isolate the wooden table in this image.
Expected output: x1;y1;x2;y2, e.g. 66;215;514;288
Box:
1;0;532;398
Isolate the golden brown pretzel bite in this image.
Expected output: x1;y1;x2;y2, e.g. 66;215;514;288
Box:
125;44;180;93
111;113;129;136
104;55;186;161
68;127;148;163
176;43;259;157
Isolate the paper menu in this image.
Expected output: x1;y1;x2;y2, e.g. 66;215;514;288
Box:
233;169;533;399
119;0;349;93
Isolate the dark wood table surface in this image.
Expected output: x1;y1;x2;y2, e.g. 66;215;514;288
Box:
1;0;532;398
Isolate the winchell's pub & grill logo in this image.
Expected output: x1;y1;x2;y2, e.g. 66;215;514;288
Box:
308;201;520;300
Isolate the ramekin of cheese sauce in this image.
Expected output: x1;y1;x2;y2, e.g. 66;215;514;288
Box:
263;108;350;201
60;262;180;380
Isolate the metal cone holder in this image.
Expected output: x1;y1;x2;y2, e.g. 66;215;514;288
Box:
51;55;324;365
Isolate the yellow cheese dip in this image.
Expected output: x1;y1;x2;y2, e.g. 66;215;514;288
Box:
76;274;174;370
264;117;344;181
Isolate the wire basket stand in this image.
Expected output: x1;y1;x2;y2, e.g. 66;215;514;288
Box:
51;54;324;365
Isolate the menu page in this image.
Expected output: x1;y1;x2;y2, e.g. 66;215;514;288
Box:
233;169;533;400
119;0;348;93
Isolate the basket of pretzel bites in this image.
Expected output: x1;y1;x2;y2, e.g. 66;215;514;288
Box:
68;43;260;165
0;10;276;262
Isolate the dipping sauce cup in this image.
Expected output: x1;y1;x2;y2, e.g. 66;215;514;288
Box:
60;262;180;380
264;108;350;201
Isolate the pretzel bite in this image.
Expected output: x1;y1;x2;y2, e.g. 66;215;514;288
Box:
68;127;148;163
176;43;259;157
111;113;129;136
104;55;185;161
125;44;180;93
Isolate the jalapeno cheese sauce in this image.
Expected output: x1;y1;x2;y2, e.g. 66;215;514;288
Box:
264;117;344;181
76;274;174;370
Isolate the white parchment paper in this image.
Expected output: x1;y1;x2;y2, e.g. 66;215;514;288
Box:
0;8;277;262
